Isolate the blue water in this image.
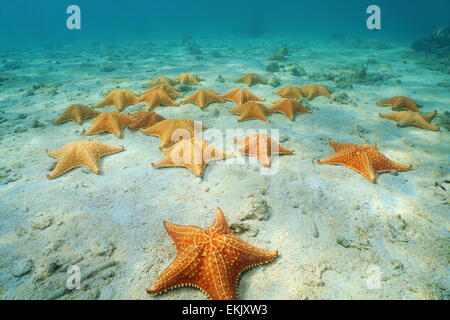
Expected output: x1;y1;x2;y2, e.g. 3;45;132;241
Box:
1;0;449;47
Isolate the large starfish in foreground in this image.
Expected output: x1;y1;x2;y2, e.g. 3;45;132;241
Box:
94;89;139;111
47;141;124;179
234;73;267;87
271;98;312;120
84;111;134;137
377;96;421;112
181;89;225;109
317;139;412;183
379;111;440;131
147;207;278;299
52;104;100;125
221;88;265;106
151;138;231;177
228;102;273;122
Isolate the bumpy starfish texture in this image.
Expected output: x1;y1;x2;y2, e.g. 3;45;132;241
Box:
145;76;176;87
52;104;101;125
144;83;182;100
94;89;139;111
151;138;231;177
137;89;180;109
141;118;207;149
271;98;312;120
127;111;166;130
273;86;304;99
228;102;273;122
84;111;134;138
221;88;265;106
181;89;225;109
234;134;294;167
174;73;204;85
47;141;124;179
299;84;331;100
147;207;278;299
317;139;412;183
377;96;421;112
234;73;267;87
379;111;440;131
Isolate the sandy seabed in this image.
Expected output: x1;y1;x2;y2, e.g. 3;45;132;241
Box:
0;38;449;300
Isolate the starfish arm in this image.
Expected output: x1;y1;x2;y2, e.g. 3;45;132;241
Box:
152;155;176;169
185;163;207;177
369;150;412;173
209;208;231;234
412;117;440;131
376;98;393;106
202;251;236;300
379;112;403;122
422;111;437;122
328;139;357;152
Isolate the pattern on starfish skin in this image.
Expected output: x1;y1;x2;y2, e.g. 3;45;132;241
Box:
141;118;207;149
46;140;124;179
234;134;294;167
298;84;331;100
174;73;204;85
273;86;304;99
145;76;176;87
379;110;440;131
151;138;232;177
147;208;278;299
84;111;134;138
317;139;412;183
234;73;267;87
377;96;421;112
136;89;180;109
52;104;101;125
271;98;312;120
94;89;139;111
221;88;265;106
127;111;166;130
181;89;225;109
144;83;183;100
228;102;273;122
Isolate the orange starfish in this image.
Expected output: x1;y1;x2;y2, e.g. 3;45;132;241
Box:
84;111;134;137
145;76;176;87
376;96;421;112
234;134;294;167
141;118;207;149
127;111;166;130
298;84;331;100
94;89;139;111
271;98;312;120
174;73;204;85
181;89;225;109
136;89;179;109
379;111;440;131
144;83;182;100
234;73;267;87
273;86;303;99
47;141;124;179
221;88;265;106
151;138;231;177
228;102;273;122
317;139;412;183
147;207;278;299
52;104;100;125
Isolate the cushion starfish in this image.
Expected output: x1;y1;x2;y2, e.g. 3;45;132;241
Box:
221;88;265;106
141;118;207;149
379;111;440;131
317;139;412;183
376;96;422;112
127;111;166;130
273;86;304;99
136;89;179;109
145;76;176;87
52;104;100;125
144;83;182;100
234;73;267;87
228;102;273;122
47;140;124;179
298;84;331;100
94;89;139;111
234;134;294;167
271;98;312;120
147;207;278;299
181;89;225;109
174;73;204;85
84;111;134;138
151;138;231;177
